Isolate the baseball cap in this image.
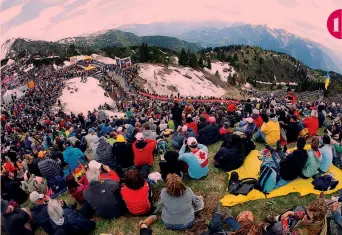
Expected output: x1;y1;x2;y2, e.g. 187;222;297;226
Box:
88;128;95;133
135;132;144;141
29;191;44;203
88;160;102;170
187;137;198;147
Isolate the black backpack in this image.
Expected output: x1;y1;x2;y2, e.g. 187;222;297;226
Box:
228;171;257;196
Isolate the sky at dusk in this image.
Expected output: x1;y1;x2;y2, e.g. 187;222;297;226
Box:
0;0;341;53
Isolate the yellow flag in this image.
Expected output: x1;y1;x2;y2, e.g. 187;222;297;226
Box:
325;72;330;90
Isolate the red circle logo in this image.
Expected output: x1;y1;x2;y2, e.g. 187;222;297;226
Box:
327;9;342;39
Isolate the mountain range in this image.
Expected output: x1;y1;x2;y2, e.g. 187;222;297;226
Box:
1;22;341;74
119;22;342;74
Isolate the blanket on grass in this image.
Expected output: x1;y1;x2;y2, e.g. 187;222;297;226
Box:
221;146;342;206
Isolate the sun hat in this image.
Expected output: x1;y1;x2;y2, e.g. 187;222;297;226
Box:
88;160;102;170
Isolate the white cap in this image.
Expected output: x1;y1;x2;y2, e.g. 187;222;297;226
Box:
187;137;198;147
181;125;188;132
30;191;44;203
135;132;144;141
88;160;102;170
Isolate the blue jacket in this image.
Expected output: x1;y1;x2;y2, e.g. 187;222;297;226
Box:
179;144;209;179
31;204;56;234
63;146;86;171
198;124;220;146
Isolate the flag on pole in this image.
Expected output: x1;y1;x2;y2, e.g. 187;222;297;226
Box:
325;71;330;90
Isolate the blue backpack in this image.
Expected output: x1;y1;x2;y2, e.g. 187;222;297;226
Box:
256;159;280;194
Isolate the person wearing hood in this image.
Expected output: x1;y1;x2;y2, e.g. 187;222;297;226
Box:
90;135;99;161
267;137;308;181
251;109;263;129
112;134;134;169
83;168;124;219
29;191;56;234
142;123;157;141
179;137;209;180
214;134;245;172
84;128;97;147
95;136;116;170
159;150;183;180
171;125;197;149
198;116;220;146
1;199;33;235
132;133;157;168
123;123;135;143
38;151;63;182
303;110;319;137
63;141;86;171
255;114;280;146
47;199;95;234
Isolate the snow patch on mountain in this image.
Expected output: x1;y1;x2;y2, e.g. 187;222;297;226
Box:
1;39;16;60
56;77;115;114
204;62;236;82
138;63;225;97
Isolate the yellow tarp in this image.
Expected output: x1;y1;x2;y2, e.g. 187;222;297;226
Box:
84;65;96;71
220;146;342;206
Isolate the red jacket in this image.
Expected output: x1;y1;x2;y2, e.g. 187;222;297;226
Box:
252;115;263;128
100;170;120;182
69;175;89;204
133;139;157;166
303;117;319;137
227;104;237;113
3;162;17;174
219;128;231;136
187;122;198;135
121;182;151;215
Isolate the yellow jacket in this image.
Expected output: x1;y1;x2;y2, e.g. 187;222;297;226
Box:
261;120;280;145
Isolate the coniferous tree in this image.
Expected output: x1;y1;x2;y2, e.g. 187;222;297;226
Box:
179;49;187;66
206;58;212;69
189;53;198;68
